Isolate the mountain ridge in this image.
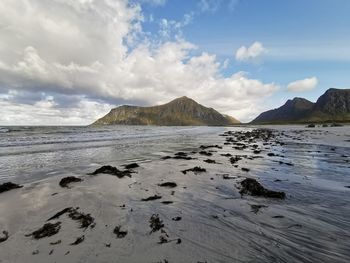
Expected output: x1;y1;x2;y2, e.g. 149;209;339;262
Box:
92;96;240;126
251;88;350;124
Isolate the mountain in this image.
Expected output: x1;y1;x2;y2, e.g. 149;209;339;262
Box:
251;88;350;124
92;96;240;126
252;97;314;124
308;88;350;122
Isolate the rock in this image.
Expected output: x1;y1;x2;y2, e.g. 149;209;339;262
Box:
250;204;268;214
172;216;182;221
306;124;315;128
149;214;164;233
47;207;94;229
272;215;284;219
223;174;236;180
47;207;73;221
230;156;242;164
50;240;61;245
70;235;85;245
123;163;139;169
203;159;216;164
0;182;23;194
113;226;128;238
59;176;82;188
239;178;286;199
199;145;222;149
0;231;9;243
241;167;250;172
68;208;95;229
26;222;61;239
158;182;177;188
90;165;131;178
181;166;206;174
199;151;212;156
161;201;173;205
141;195;162;201
158;235;169;244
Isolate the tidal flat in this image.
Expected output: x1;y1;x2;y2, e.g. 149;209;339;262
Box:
0;125;349;262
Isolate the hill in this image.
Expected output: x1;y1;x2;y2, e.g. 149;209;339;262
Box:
92;96;240;126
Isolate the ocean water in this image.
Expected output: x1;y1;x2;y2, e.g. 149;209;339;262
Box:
0;125;225;184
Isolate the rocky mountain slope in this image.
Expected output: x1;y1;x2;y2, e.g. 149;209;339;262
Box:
251;88;350;124
92;96;240;126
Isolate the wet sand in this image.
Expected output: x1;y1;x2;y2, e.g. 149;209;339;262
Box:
0;126;350;262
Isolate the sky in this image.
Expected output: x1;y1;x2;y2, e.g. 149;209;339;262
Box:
0;0;349;125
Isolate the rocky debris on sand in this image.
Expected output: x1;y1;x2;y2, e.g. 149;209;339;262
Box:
161;201;173;204
70;235;85;245
59;176;82;188
200;145;222;149
223;174;236;180
272;215;284;219
199;151;212;156
142;195;162;201
47;207;94;229
158;182;177;188
230;156;242;164
158;235;169;244
149;214;164;233
250;204;268;214
50;240;61;245
181;166;206;174
278;161;294;166
47;207;73;221
162;152;194;160
306;124;315;128
68;209;95;229
239;178;286;199
0;182;23;194
0;231;9;243
113;226;128;238
123;163;139;169
221;153;232;157
26;222;61;239
90;165;132;178
203;159;217;164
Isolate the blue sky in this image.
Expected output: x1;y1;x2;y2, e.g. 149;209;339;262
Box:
0;0;349;124
141;0;350;102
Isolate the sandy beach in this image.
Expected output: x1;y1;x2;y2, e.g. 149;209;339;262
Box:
0;125;350;263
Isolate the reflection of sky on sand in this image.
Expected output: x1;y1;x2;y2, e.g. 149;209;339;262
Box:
0;125;349;262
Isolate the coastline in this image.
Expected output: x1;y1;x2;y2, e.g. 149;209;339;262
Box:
0;126;350;262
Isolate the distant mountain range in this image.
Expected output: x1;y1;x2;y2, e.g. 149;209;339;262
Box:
92;96;240;126
252;88;350;124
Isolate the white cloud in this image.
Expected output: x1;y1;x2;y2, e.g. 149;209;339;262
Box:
0;0;278;124
235;42;267;62
287;77;318;92
199;0;221;13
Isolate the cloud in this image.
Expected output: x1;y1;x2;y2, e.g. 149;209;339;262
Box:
287;77;318;92
199;0;221;13
198;0;240;13
0;0;278;124
235;42;267;62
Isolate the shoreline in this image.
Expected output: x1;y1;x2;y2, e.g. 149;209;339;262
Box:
0;127;350;262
